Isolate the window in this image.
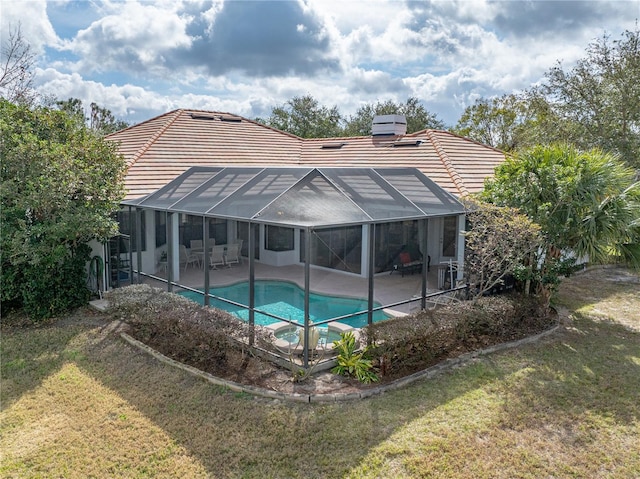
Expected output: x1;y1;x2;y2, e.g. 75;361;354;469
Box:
302;226;362;274
155;211;166;248
442;216;457;257
265;226;294;251
374;220;420;272
208;218;227;245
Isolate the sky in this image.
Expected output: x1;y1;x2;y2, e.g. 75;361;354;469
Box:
2;0;639;128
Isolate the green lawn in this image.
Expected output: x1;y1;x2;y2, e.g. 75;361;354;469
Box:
2;267;639;478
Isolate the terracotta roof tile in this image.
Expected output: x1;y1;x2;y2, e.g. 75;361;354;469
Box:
107;109;505;200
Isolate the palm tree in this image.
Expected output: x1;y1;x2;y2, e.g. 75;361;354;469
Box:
482;143;640;304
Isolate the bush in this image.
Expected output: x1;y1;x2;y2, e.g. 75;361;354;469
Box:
332;331;379;384
106;285;265;370
364;293;554;377
6;243;92;320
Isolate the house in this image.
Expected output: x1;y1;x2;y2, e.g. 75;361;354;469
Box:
103;110;506;366
105;110;504;283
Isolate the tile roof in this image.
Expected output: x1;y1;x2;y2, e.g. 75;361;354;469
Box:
107;109;505;200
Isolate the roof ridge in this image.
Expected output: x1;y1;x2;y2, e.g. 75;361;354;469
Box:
126;109;183;169
429;129;506;153
426;130;470;197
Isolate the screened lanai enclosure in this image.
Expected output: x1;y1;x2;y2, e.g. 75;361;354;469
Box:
118;166;466;368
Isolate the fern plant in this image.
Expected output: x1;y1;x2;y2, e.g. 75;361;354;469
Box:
331;331;379;384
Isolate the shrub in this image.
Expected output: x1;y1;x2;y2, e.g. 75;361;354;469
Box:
106;285;268;370
0;99;125;320
19;243;92;320
364;293;554;377
332;331;378;384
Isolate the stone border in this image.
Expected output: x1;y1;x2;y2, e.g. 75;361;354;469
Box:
120;323;559;403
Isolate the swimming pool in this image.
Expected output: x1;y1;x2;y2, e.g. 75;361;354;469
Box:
179;280;390;328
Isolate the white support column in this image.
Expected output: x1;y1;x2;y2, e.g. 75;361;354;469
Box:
228;220;238;243
144;209;155;272
361;224;370;278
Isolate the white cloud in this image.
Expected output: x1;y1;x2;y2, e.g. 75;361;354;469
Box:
36;67;171;118
8;0;640;130
0;0;60;53
65;1;193;75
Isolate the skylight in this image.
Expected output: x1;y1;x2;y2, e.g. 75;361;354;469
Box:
189;113;216;120
393;139;423;147
320;142;347;149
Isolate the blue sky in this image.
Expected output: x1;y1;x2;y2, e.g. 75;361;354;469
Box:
2;0;639;127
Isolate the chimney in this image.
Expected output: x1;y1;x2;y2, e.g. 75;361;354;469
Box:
372;114;407;136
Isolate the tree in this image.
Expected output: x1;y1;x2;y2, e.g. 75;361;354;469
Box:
454;28;640;168
56;98;129;135
453;92;559;151
259;95;343;138
344;97;444;136
0;99;127;319
454;95;522;150
55;97;85;124
544;28;640;169
462;198;542;298
89;102;130;134
453;90;571;151
0;24;37;106
482;144;640;306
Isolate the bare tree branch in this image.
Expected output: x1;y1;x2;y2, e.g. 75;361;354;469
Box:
0;23;37;105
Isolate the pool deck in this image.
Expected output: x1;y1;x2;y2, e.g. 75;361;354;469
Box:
141;260;445;316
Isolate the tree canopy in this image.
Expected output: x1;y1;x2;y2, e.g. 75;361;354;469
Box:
455;28;640;170
453;91;565;152
545;28;640;169
0;99;127;319
257;95;443;138
482;144;640;303
56;98;130;136
343;97;444;136
258;95;343;138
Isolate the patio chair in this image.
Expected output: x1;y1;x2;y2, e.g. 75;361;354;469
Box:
209;245;227;269
179;245;199;271
392;251;426;277
298;325;320;352
225;242;241;266
190;239;204;251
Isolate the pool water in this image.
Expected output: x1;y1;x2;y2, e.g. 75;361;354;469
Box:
179;280;390;328
274;327;343;349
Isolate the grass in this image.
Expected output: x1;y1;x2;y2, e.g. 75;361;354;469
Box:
1;267;639;478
